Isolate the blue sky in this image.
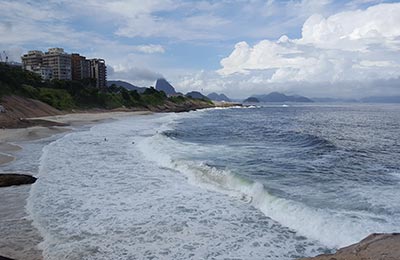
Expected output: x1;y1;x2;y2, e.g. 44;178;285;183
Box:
1;0;400;98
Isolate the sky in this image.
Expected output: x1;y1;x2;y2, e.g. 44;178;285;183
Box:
1;0;400;98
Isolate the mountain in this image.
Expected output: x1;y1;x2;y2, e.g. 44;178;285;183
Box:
361;96;400;103
155;78;176;95
207;92;231;102
185;91;209;100
255;92;313;102
107;80;147;93
243;97;260;103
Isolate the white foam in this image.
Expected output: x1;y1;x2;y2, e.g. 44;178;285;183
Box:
27;114;326;259
136;116;399;249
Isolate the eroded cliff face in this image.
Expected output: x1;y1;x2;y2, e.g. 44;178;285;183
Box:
299;233;400;260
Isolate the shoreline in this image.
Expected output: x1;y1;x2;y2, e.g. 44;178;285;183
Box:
0;110;153;260
1;108;398;259
0;143;21;166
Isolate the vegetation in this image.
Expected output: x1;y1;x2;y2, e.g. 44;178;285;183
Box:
0;63;211;111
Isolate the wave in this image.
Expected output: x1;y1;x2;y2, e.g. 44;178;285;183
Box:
275;130;337;150
136;120;396;249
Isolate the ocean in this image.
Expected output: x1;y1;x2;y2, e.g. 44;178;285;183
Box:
17;104;400;259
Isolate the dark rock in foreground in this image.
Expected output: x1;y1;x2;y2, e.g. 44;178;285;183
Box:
0;256;14;260
0;256;15;260
0;173;37;187
299;233;400;260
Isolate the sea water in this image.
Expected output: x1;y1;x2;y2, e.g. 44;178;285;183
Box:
27;104;400;259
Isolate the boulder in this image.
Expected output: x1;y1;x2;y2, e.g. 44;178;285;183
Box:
298;233;400;260
0;173;37;187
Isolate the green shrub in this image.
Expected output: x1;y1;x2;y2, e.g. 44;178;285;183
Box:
37;88;75;110
169;95;186;104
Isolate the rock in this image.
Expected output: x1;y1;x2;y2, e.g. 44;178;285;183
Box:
298;233;400;260
0;256;15;260
155;78;176;95
0;173;37;187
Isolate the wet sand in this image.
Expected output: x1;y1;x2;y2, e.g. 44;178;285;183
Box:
0;143;21;166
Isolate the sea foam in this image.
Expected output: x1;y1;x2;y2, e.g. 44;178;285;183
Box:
27;114;326;260
136;113;398;249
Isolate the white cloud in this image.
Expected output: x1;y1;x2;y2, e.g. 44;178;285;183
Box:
108;65;163;83
131;44;165;54
217;2;400;85
298;3;400;51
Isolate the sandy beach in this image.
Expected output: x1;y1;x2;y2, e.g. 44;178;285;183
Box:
0;110;151;260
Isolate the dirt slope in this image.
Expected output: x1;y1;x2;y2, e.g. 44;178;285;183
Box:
0;95;63;128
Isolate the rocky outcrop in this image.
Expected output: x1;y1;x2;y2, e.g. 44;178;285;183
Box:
299;233;400;260
0;173;37;187
148;99;214;113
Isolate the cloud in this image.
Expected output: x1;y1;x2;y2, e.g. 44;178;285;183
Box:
298;3;400;51
108;65;163;83
131;44;165;54
217;3;400;85
0;47;23;62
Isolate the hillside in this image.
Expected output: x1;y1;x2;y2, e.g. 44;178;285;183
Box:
107;80;147;93
207;92;231;102
185;91;209;100
0;95;65;128
0;63;217;128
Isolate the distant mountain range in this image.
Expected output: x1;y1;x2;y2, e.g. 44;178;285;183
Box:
244;92;313;103
207;92;231;102
107;80;147;93
360;96;400;103
311;97;358;103
155;78;176;95
312;96;400;103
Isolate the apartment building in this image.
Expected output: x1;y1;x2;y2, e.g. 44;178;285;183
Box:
21;50;43;69
71;53;91;80
42;48;71;80
90;59;107;88
22;48;107;87
21;50;53;80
